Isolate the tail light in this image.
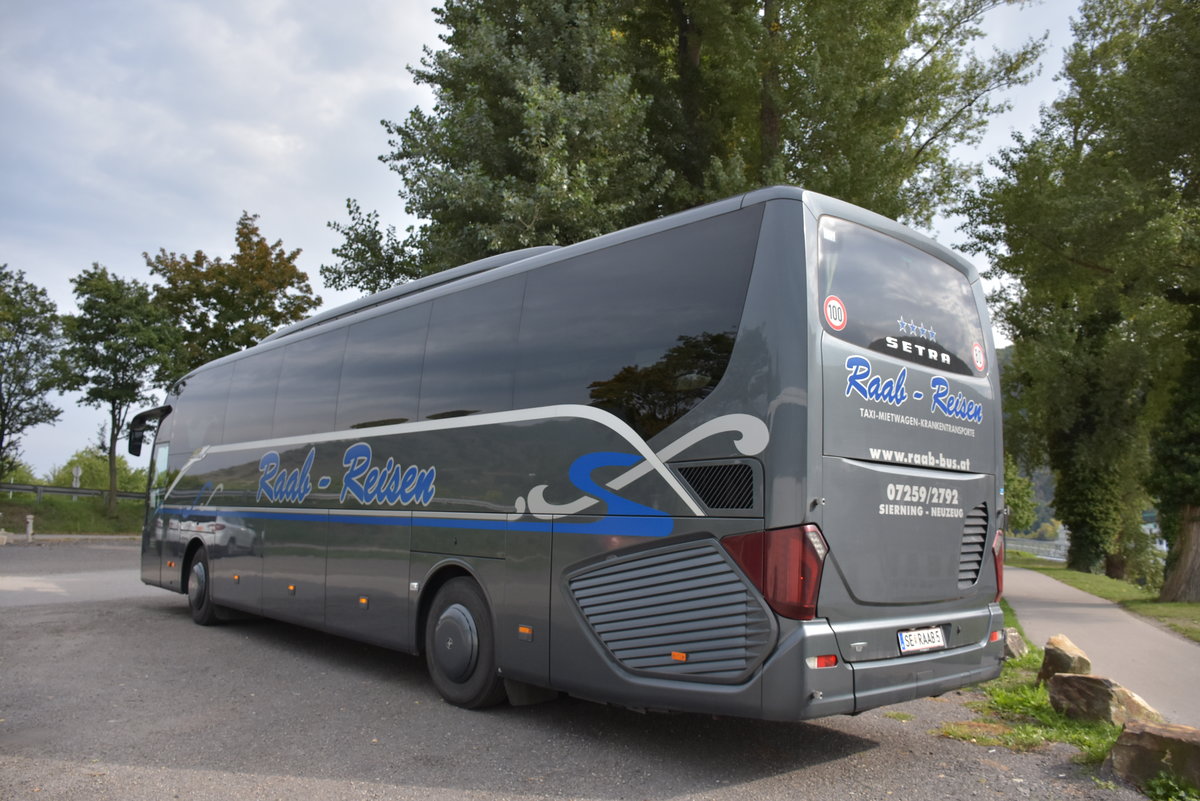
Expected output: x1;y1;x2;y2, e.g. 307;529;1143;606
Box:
992;529;1004;602
722;524;829;620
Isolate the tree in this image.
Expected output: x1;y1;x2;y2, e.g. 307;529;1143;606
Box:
323;0;672;290
46;446;147;494
961;0;1197;583
0;265;62;477
147;212;321;382
60;265;174;517
1003;453;1036;535
324;0;1042;292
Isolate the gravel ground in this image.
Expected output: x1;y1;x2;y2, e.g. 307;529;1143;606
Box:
0;540;1148;801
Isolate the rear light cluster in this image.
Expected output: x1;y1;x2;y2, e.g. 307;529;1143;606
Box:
993;529;1005;602
722;524;829;620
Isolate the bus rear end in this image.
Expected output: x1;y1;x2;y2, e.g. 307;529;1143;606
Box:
791;199;1005;714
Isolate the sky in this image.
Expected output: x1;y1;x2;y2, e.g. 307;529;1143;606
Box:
1;0;1079;478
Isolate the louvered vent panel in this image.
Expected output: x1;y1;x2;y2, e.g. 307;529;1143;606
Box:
568;540;774;683
677;463;754;510
958;502;989;589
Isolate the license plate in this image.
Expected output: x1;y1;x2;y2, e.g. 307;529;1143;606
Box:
898;626;946;654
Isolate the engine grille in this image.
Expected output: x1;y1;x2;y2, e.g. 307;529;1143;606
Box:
958;502;989;589
567;540;775;683
677;463;754;510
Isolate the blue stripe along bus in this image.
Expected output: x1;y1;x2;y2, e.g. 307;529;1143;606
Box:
129;186;1006;718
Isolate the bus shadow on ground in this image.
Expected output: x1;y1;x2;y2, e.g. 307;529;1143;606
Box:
147;606;878;798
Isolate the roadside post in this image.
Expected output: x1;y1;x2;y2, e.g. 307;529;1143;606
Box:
26;514;34;543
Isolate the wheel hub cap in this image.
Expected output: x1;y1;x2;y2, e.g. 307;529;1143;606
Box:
432;603;478;681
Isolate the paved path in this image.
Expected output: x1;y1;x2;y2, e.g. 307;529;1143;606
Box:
1004;566;1200;728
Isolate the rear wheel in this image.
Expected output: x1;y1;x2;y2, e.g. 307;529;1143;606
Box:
186;546;220;626
424;577;506;708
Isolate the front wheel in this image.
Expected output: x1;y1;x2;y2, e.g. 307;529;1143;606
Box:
186;546;220;626
424;577;506;708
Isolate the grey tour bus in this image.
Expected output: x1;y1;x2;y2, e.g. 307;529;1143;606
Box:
130;186;1006;719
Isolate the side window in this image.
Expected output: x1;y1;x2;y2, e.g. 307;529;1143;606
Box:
223;347;285;444
273;328;348;438
335;303;431;430
170;363;233;459
419;276;526;420
515;206;763;438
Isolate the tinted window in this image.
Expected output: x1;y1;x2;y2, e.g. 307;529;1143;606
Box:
336;303;431;430
223;346;284;444
515;206;762;438
818;216;987;375
273;328;348;438
171;362;233;457
419;276;526;420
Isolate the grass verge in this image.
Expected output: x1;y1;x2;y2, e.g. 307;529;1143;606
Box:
1007;551;1200;645
939;604;1121;763
0;494;143;535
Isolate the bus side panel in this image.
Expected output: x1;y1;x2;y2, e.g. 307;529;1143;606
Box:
495;517;553;687
209;512;264;614
141;516;164;588
324;515;411;650
261;513;328;627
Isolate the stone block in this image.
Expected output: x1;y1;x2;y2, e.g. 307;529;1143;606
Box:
1037;633;1091;682
1107;721;1200;791
1003;627;1028;660
1047;673;1164;726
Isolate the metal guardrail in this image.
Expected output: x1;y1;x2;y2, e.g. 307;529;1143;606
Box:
1008;537;1069;562
0;482;146;502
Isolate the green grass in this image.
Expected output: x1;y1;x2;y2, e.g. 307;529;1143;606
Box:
1007;550;1200;645
940;638;1121;763
0;494;144;535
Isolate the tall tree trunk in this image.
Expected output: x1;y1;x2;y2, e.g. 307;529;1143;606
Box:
1160;504;1200;602
758;0;781;179
669;0;707;193
106;409;120;518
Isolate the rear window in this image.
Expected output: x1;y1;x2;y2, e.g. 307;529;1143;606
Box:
818;216;987;376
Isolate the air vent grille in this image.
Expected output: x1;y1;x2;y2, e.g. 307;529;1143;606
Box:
958;502;989;589
677;463;754;510
568;540;775;683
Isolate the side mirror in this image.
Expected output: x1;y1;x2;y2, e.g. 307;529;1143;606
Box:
129;427;146;457
128;404;172;457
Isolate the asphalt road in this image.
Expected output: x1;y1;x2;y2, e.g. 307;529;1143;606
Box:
1004;566;1200;728
0;540;1143;801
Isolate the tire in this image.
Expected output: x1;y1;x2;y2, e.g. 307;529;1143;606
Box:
186;546;220;626
424;577;507;708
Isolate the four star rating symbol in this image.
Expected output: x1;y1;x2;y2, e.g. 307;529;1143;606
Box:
897;316;936;342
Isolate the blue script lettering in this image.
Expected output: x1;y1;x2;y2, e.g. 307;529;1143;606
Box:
257;448;315;504
340;442;436;507
930;377;984;423
845;355;908;407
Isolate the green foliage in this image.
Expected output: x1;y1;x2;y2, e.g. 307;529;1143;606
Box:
1003;453;1037;533
0;495;143;535
962;0;1197;580
1;460;37;485
0;265;63;476
60;265;173;517
1032;520;1060;541
1145;772;1200;801
325;0;1043;291
942;638;1121;763
45;446;147;493
147;212;321;383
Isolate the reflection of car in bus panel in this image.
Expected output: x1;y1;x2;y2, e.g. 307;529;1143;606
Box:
129;186;1005;719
